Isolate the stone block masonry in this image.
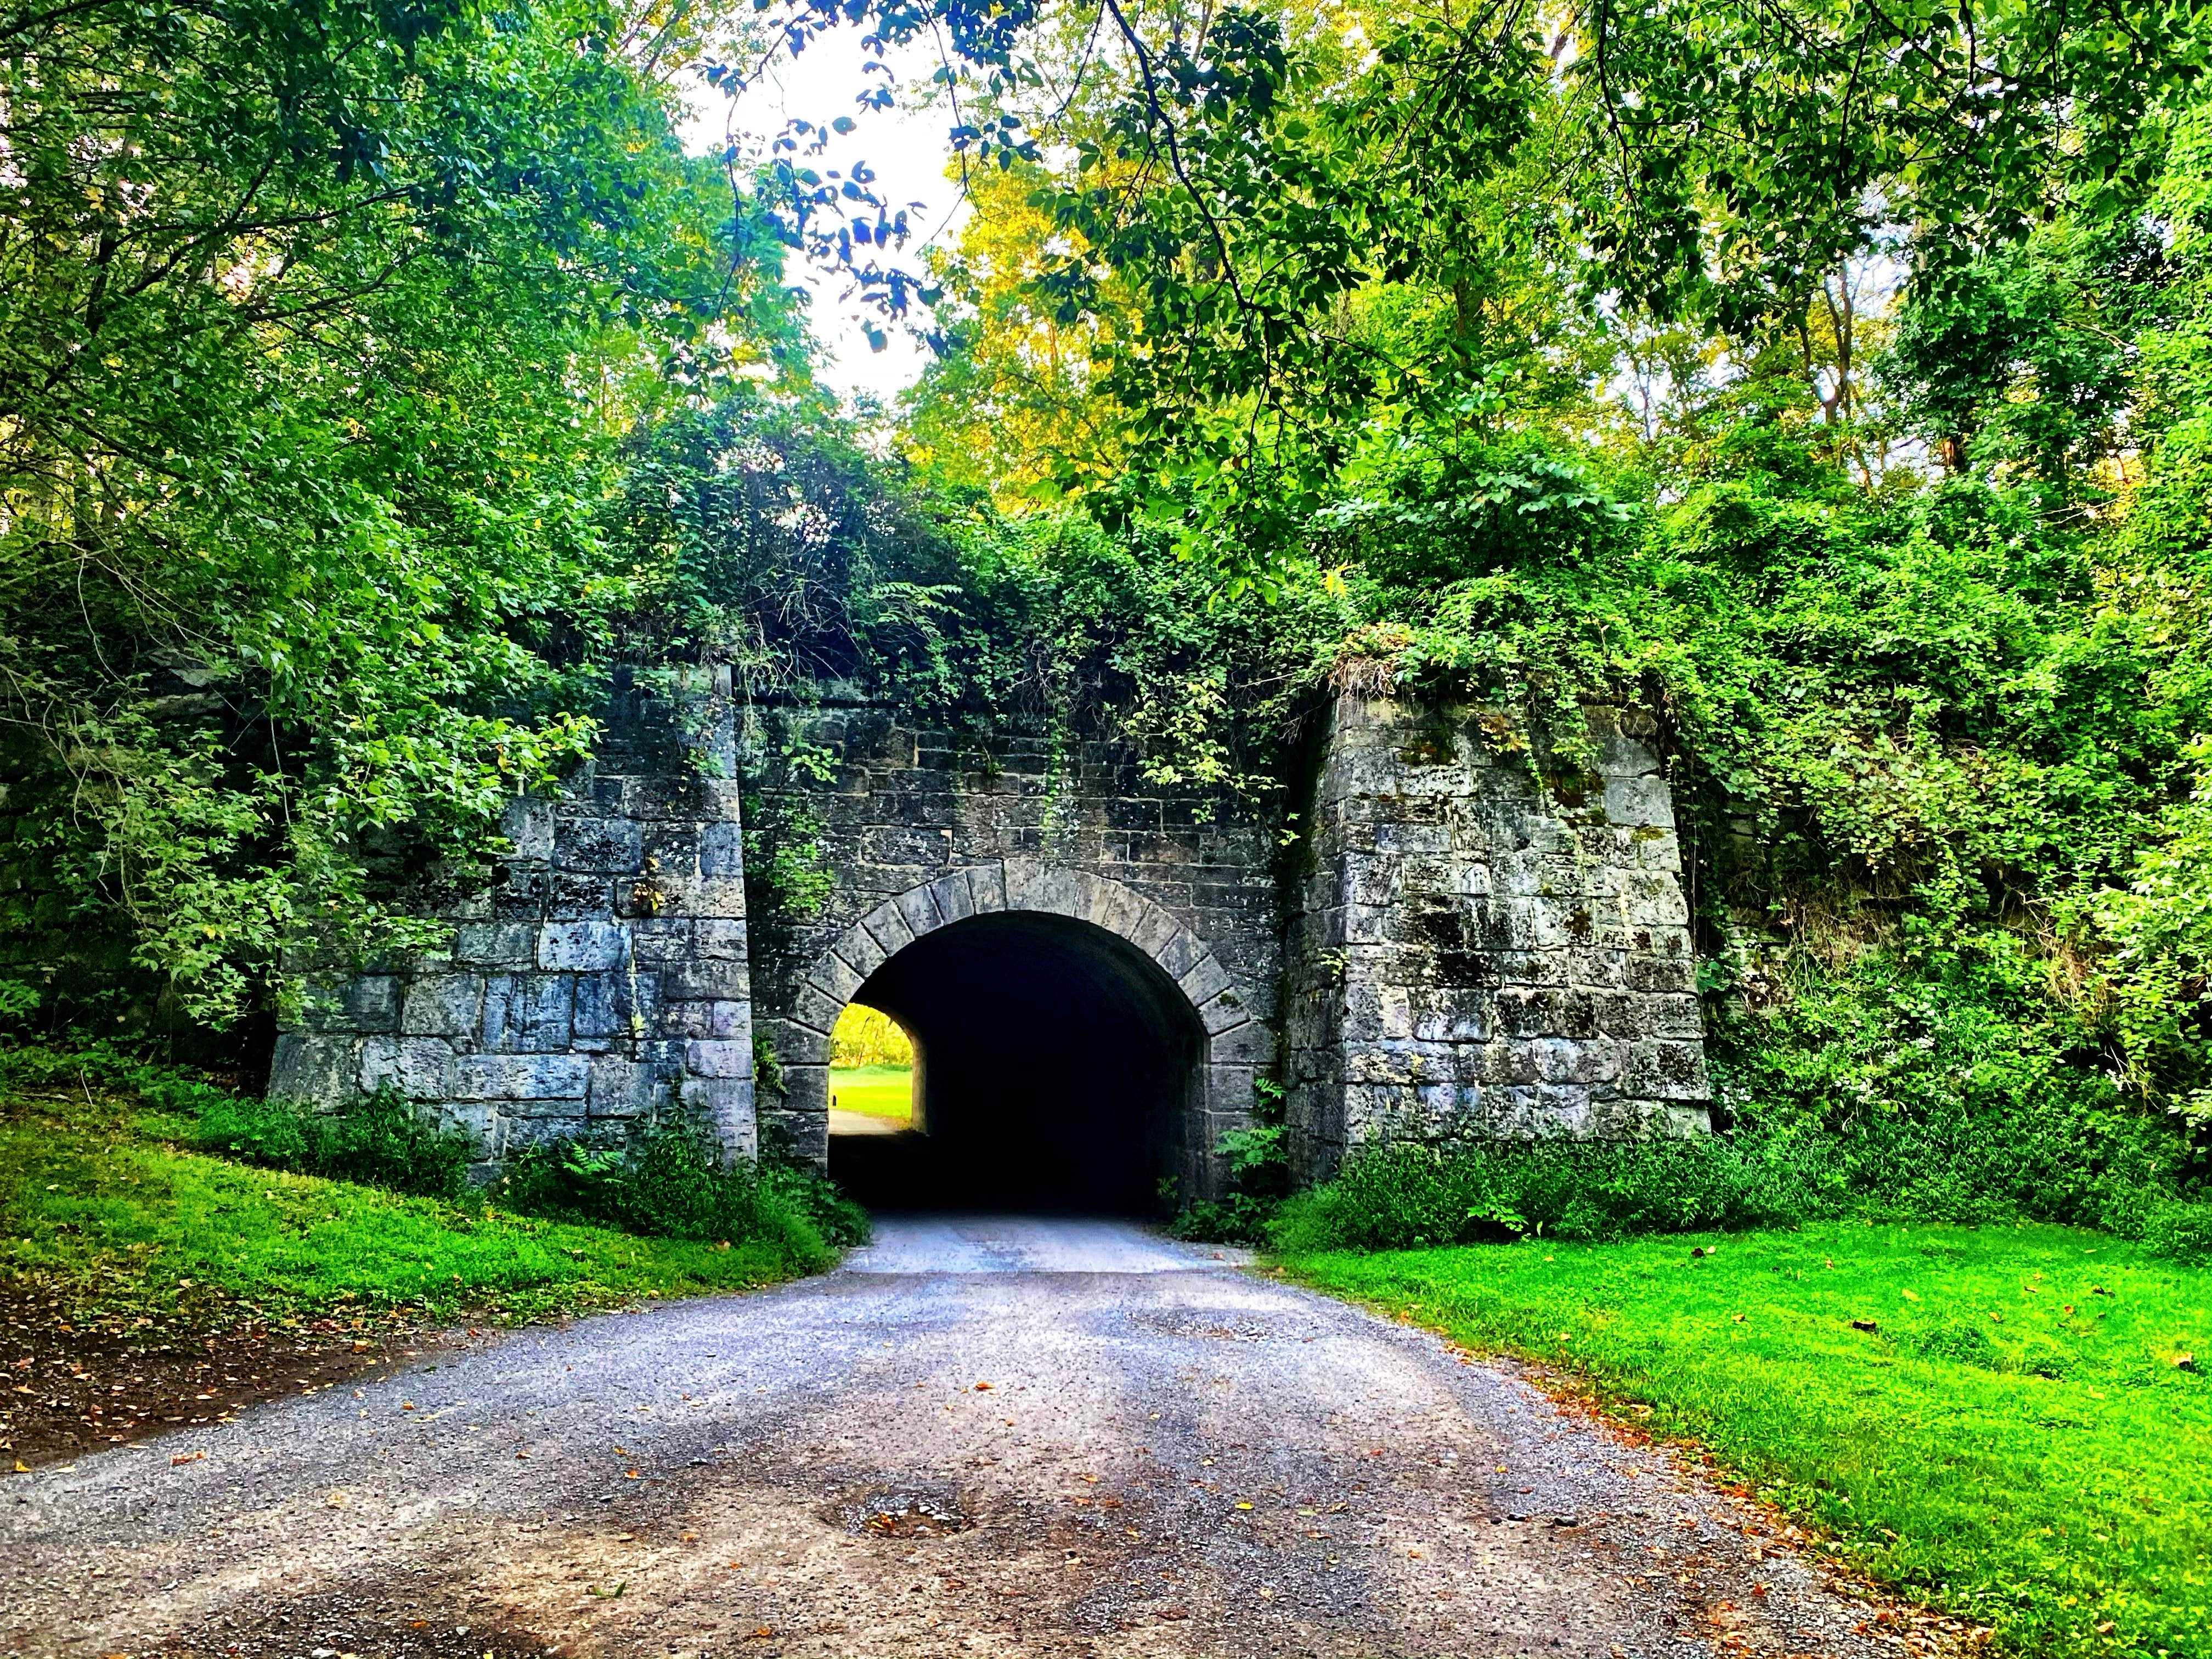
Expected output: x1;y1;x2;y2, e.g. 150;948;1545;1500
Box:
1282;695;1709;1179
741;695;1284;1192
269;668;757;1177
272;676;1709;1197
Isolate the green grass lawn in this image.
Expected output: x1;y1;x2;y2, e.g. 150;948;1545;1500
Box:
830;1063;912;1123
1284;1223;2210;1659
0;1086;816;1331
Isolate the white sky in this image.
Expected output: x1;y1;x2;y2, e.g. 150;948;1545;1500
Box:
680;27;970;405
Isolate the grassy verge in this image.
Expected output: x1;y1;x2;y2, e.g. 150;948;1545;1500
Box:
830;1063;912;1123
1283;1222;2210;1659
1;1081;827;1334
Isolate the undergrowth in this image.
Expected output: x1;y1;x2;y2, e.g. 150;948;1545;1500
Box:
0;1085;825;1331
198;1086;476;1202
1267;1109;2212;1259
1250;939;2212;1259
0;1041;868;1258
493;1126;869;1250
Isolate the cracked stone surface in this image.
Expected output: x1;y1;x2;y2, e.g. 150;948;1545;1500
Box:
5;1218;1935;1658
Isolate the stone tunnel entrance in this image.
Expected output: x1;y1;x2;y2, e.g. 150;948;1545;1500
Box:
827;912;1206;1214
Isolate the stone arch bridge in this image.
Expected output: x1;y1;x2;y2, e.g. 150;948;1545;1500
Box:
275;673;1709;1207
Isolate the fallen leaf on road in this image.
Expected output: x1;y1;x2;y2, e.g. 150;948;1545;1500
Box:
170;1451;204;1466
974;1381;994;1391
1156;1607;1188;1621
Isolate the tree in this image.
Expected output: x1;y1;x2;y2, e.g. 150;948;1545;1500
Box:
0;0;800;1027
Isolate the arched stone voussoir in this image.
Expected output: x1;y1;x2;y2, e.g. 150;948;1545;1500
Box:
925;869;981;926
778;1019;832;1069
809;863;1259;1043
792;862;1268;1198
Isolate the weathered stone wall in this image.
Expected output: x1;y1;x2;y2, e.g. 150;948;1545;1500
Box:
269;678;1711;1195
1282;695;1709;1179
742;695;1282;1192
269;669;757;1175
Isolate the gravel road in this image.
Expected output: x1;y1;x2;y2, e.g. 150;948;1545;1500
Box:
4;1217;1932;1658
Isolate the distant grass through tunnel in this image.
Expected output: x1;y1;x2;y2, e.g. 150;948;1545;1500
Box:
831;1003;913;1126
831;1064;913;1123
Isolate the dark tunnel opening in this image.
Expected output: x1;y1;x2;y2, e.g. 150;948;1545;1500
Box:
825;911;1204;1214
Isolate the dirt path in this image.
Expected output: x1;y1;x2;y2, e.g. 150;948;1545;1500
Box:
4;1217;1935;1658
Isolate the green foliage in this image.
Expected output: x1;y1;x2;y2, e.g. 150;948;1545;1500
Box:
193;1090;476;1205
1877;220;2168;490
0;0;799;1027
1271;1138;1791;1254
0;1073;820;1329
2090;754;2212;1123
877;0;2195;575
1;1041;475;1200
1271;1061;2212;1263
743;795;838;918
1285;1224;2212;1659
1;1042;868;1259
1567;0;2193;328
493;1120;867;1254
1172;1079;1292;1244
831;1005;915;1068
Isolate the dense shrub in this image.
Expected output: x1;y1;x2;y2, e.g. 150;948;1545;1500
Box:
1269;1103;2212;1260
1259;928;2212;1263
0;1042;872;1262
1171;1081;1292;1245
492;1120;868;1261
194;1089;476;1203
0;1041;477;1201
